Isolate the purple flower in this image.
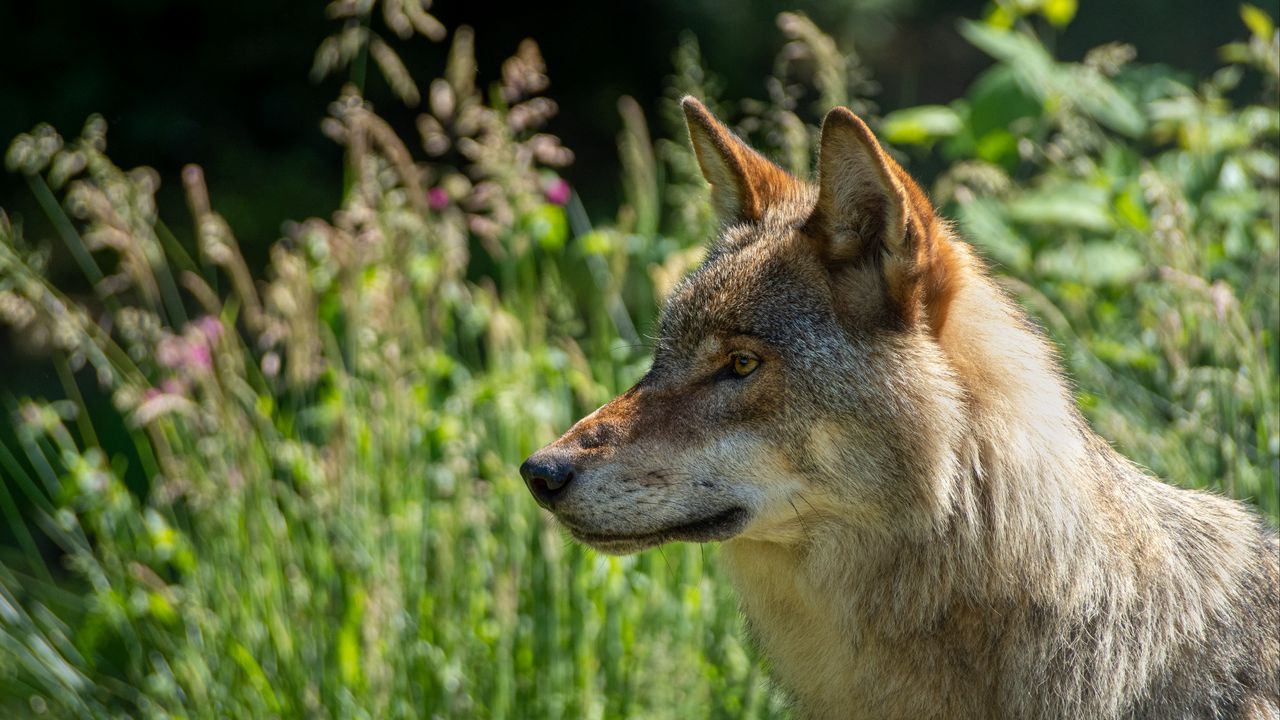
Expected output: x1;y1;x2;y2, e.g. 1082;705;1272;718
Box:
194;315;223;343
428;186;449;210
188;343;212;371
156;331;213;375
544;178;570;206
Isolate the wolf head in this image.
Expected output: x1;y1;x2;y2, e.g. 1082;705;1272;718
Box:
522;97;979;554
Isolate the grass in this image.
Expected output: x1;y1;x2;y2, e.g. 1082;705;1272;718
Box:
0;2;1276;718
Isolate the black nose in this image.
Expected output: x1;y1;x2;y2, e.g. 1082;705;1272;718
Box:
520;452;576;506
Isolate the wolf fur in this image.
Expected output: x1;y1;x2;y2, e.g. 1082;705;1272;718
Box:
521;97;1280;719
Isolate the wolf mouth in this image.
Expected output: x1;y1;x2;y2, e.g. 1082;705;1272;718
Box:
564;507;750;549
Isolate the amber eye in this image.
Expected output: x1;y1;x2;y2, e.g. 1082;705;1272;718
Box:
731;353;760;377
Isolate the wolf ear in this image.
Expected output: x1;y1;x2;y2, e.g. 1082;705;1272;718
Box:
682;96;798;223
809;107;910;263
808;107;956;333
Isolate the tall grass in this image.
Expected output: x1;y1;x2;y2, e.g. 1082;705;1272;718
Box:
1;2;1277;717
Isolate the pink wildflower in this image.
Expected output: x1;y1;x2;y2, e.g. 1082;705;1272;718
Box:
544;178;570;206
187;342;212;371
194;315;223;343
428;186;449;210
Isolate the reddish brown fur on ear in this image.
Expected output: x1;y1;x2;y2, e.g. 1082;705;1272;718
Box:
808;107;958;335
682;96;799;223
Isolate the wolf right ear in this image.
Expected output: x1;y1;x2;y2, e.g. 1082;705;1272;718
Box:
808;107;957;335
808;107;911;264
682;96;799;224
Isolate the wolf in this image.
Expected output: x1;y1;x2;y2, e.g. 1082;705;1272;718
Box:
521;96;1280;719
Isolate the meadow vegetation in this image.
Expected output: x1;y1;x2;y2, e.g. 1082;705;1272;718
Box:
0;1;1276;717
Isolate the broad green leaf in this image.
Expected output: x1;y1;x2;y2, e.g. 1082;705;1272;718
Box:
975;130;1020;167
528;203;569;251
1114;63;1195;107
1240;105;1280;142
1042;0;1078;27
959;22;1058;104
1064;66;1147;138
959;21;1055;74
1241;4;1276;40
1220;40;1253;64
957;198;1031;271
984;4;1016;29
1113;187;1150;231
1008;183;1115;231
1241;148;1280;182
962;21;1145;138
579;229;615;256
1203;187;1263;224
1202;114;1258;152
1090;337;1159;370
1036;240;1145;286
966;66;1044;137
881;105;963;145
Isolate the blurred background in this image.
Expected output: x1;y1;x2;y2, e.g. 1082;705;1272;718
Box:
0;0;1277;717
0;0;1259;260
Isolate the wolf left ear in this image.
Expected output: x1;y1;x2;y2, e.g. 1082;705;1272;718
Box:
808;107;956;334
682;96;799;224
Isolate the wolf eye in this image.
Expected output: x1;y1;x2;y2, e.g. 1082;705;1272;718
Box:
730;353;760;377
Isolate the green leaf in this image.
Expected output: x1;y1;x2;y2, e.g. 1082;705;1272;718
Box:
229;640;283;713
984;4;1016;29
1042;0;1078;27
1113;186;1150;231
1113;63;1195;108
881;105;963;145
1241;4;1275;40
1203;187;1263;224
1090;337;1159;370
959;21;1055;74
527;203;568;251
966;66;1044;135
1007;183;1115;231
961;20;1145;138
975;130;1020;166
1036;240;1145;286
957;198;1031;271
339;587;367;689
579;230;615;256
1064;66;1147;138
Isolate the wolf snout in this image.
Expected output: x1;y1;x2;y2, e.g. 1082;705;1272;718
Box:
520;449;577;507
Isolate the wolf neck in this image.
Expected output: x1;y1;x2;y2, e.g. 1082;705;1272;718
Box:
719;266;1139;716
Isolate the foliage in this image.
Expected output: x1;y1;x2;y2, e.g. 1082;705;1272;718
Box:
0;2;1276;717
889;5;1279;511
